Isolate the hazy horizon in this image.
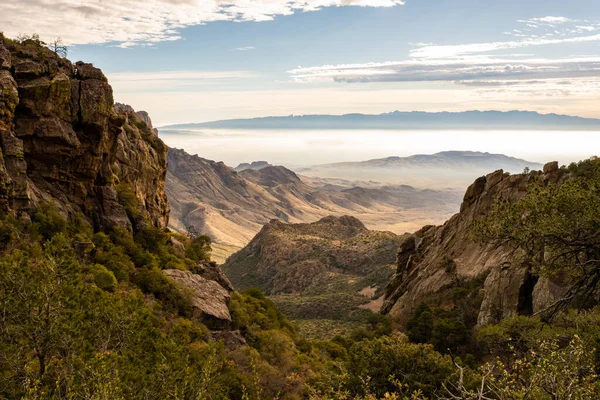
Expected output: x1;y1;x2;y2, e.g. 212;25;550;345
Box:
159;128;597;170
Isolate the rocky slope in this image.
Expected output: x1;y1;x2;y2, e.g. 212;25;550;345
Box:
222;215;403;337
0;35;168;231
166;148;461;260
381;162;569;326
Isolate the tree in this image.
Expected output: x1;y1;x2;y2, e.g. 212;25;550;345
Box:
49;37;68;58
442;336;599;400
186;224;199;240
16;33;44;45
406;302;433;344
472;157;600;320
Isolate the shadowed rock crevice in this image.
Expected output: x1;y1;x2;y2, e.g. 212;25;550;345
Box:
517;271;539;316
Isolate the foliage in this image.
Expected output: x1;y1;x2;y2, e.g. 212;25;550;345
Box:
4;163;600;400
186;235;212;262
443;336;600;399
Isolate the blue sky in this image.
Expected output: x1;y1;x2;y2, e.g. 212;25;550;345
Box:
3;0;600;124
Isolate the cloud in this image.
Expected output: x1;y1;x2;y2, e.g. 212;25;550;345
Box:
528;16;572;24
235;46;256;51
289;14;600;90
408;34;600;59
0;0;405;46
106;70;257;92
289;57;600;83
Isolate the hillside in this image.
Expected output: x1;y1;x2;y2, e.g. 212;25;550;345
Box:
166;148;462;261
222;216;403;337
299;151;542;188
162;110;600;131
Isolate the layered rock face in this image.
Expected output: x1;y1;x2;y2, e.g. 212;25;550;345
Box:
0;35;168;231
381;162;569;326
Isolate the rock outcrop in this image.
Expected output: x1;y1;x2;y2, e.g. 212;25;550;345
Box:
381;163;570;326
164;269;232;329
0;35;168;231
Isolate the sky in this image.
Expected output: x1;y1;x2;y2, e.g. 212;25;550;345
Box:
2;0;600;125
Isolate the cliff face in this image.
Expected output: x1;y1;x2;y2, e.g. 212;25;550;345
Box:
381;162;569;326
0;36;168;231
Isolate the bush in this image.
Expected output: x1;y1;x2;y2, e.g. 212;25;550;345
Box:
89;264;117;292
185;235;212;262
346;335;454;397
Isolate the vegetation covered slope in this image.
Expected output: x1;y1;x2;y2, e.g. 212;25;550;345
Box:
3;158;600;399
222;216;403;337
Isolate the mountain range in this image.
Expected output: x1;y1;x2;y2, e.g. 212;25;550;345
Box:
298;151;542;188
161;110;600;131
165;148;462;261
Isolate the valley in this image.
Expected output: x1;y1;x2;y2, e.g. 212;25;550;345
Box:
166;147;463;261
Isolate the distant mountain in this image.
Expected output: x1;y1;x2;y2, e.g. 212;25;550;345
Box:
162;110;600;131
298;151;543;189
307;151;541;171
234;161;271;172
165;148;462;261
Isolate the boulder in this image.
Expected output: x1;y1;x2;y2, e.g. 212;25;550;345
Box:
163;269;232;329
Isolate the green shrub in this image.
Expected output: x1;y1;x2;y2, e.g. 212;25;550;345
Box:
89;264;117;292
185;235;212;262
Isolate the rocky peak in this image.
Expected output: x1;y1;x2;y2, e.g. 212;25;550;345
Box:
0;35;168;231
234;161;271;172
381;162;568;326
239;165;302;187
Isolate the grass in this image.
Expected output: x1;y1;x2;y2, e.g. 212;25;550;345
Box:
294;319;364;340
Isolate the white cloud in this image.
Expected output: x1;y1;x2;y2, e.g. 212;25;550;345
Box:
289;57;600;83
529;16;572;24
287;15;600;111
235;46;256;51
106;70;257;91
0;0;405;46
408;34;600;59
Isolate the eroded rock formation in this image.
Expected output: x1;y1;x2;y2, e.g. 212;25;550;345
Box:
381;163;570;326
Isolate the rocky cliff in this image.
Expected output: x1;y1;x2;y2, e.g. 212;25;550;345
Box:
0;35;168;231
381;162;569;326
